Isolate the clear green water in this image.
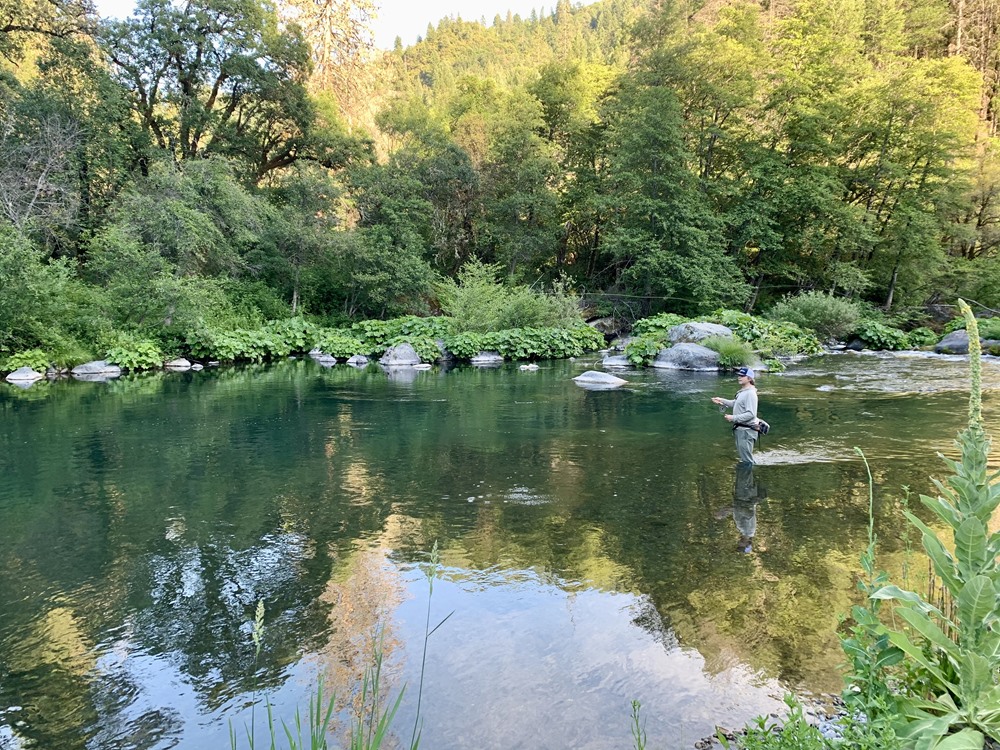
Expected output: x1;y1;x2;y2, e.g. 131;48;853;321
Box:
2;352;1000;749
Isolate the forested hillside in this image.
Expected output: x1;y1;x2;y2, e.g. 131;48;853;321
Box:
1;0;999;364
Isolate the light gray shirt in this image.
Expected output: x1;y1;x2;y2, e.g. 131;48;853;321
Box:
721;387;758;428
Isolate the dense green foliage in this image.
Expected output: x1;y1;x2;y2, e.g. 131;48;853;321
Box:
2;0;1000;367
767;292;864;342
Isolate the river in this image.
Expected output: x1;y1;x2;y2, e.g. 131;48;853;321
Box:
2;351;999;749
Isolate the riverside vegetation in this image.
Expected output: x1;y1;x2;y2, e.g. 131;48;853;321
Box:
0;273;986;377
5;0;1000;376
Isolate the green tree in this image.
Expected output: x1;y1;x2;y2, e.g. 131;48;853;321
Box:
99;0;350;182
602;71;749;314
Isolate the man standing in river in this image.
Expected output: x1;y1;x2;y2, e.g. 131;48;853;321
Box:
711;367;759;464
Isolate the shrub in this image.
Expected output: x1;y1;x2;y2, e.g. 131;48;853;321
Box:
631;313;688;337
701;336;754;369
904;327;938;349
313;330;366;359
442;325;603;361
442;332;487;360
853;319;909;350
2;348;51;374
625;336;665;367
437;259;582;332
350;316;456;353
0;226;75;354
710;310;822;357
105;335;164;371
767;291;863;341
263;318;320;354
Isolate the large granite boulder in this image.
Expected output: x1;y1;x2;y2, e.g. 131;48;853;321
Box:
935;330;969;354
380;343;421;366
164;358;192;371
652;343;720;370
5;366;44;383
668;322;734;344
71;360;122;376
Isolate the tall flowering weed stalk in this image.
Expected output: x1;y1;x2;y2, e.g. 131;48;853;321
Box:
866;300;1000;748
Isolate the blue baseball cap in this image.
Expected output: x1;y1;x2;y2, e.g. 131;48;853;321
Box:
737;367;755;379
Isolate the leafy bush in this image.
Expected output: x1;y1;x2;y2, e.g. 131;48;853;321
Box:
710;310;822;357
264;318;320;353
185;326;291;363
853;320;910;350
2;348;51;374
625;336;665;367
904;327;938;349
105;336;164;371
701;336;754;369
443;332;488;360
437;259;582;332
388;334;441;363
0;226;75;355
443;325;604;361
313;330;366;359
767;291;864;341
718;697;900;750
944;316;1000;340
350;316;456;353
631;313;688;337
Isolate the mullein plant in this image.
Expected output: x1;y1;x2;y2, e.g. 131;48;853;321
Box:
862;300;1000;748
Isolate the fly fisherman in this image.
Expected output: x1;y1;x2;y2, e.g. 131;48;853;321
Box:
711;367;759;465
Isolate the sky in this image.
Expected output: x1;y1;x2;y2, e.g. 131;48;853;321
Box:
91;0;554;49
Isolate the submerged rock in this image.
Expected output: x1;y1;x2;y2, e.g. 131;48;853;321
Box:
470;351;504;365
601;354;630;368
572;370;627;388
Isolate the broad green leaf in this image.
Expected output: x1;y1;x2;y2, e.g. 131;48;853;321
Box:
872;584;945;617
920;493;962;529
934;727;985;750
958;652;993;702
957;576;996;633
897;607;959;660
956;516;990;580
886;629;953;686
906;511;963;594
896;713;958;750
875;646;905;669
975;630;1000;662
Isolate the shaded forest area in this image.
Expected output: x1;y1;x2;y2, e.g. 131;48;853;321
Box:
2;0;1000;364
